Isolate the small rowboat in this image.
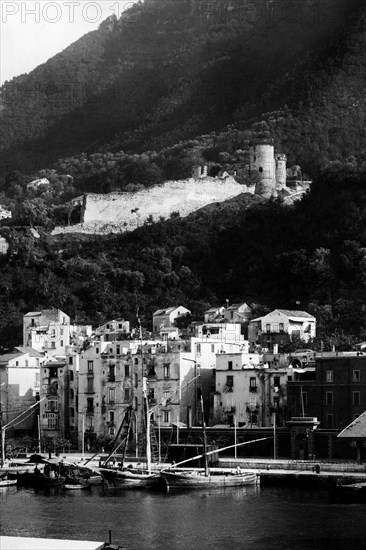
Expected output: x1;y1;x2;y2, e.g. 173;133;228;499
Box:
64;482;90;490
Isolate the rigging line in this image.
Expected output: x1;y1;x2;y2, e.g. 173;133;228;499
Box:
3;397;46;429
3;407;40;430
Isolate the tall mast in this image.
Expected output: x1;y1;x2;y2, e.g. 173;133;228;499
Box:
138;313;151;474
200;395;209;477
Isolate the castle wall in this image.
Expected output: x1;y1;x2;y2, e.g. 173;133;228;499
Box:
275;154;287;189
54;176;244;235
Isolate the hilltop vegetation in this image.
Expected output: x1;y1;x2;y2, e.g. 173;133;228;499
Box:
1;0;366;350
2;161;366;350
0;0;364;173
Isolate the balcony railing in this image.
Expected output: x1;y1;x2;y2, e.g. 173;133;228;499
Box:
249;386;258;392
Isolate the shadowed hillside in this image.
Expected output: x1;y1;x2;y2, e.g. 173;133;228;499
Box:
0;0;363;173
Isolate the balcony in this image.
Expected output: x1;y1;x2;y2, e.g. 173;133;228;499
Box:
249;386;258;393
108;375;116;382
86;408;94;415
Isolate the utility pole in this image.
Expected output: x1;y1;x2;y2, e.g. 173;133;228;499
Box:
0;401;3;467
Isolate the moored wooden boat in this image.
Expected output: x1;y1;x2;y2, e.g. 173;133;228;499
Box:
98;466;162;488
0;478;17;487
161;468;258;490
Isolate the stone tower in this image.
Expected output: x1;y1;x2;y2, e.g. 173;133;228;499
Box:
275;153;287;190
249;139;276;198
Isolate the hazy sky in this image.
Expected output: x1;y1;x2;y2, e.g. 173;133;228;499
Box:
0;1;137;84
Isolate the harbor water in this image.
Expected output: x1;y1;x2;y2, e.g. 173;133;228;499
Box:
1;484;365;550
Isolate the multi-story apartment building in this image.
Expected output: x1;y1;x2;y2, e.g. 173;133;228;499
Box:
287;354;366;430
0;348;45;436
23;308;92;357
214;352;290;427
94;319;130;341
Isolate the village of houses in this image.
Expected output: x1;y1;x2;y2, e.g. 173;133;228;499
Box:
1;302;365;464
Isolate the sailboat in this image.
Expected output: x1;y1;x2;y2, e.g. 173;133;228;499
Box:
161;396;259;491
98;392;163;489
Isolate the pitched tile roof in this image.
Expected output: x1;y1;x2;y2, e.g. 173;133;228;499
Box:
277;309;315;319
338;411;366;439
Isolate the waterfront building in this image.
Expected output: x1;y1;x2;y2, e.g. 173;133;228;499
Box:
287;353;366;430
0;348;45;437
214;352;290;428
77;339;195;452
39;358;69;443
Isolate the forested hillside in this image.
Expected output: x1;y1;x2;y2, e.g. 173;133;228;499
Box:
1;0;366;351
1;161;366;350
0;0;363;172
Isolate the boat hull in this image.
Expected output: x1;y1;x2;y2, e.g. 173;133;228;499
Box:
0;479;17;487
161;470;258;490
99;467;163;488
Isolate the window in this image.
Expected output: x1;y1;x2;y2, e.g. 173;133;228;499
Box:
87;378;94;393
326;414;333;428
87;360;94;373
96;348;99;354
124;388;131;401
70;389;74;399
109;427;115;436
326;370;333;383
326;392;333;406
87;415;94;429
353;392;360;406
87;398;94;412
49;366;58;378
230;311;234;319
163;410;170;423
148;388;155;402
134;358;139;365
47;398;58;412
119;324;122;329
211;344;215;353
266;324;270;333
117;346;120;355
35;372;40;385
60;340;64;347
109;365;115;381
25;360;28;367
69;370;74;381
109;411;115;424
228;361;233;370
273;376;280;388
279;323;284;332
135;373;138;388
226;375;234;388
46;413;58;430
69;407;74;418
164;364;170;379
196;343;201;354
353;370;360;382
249;377;257;392
125;365;130;377
109;388;115;403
